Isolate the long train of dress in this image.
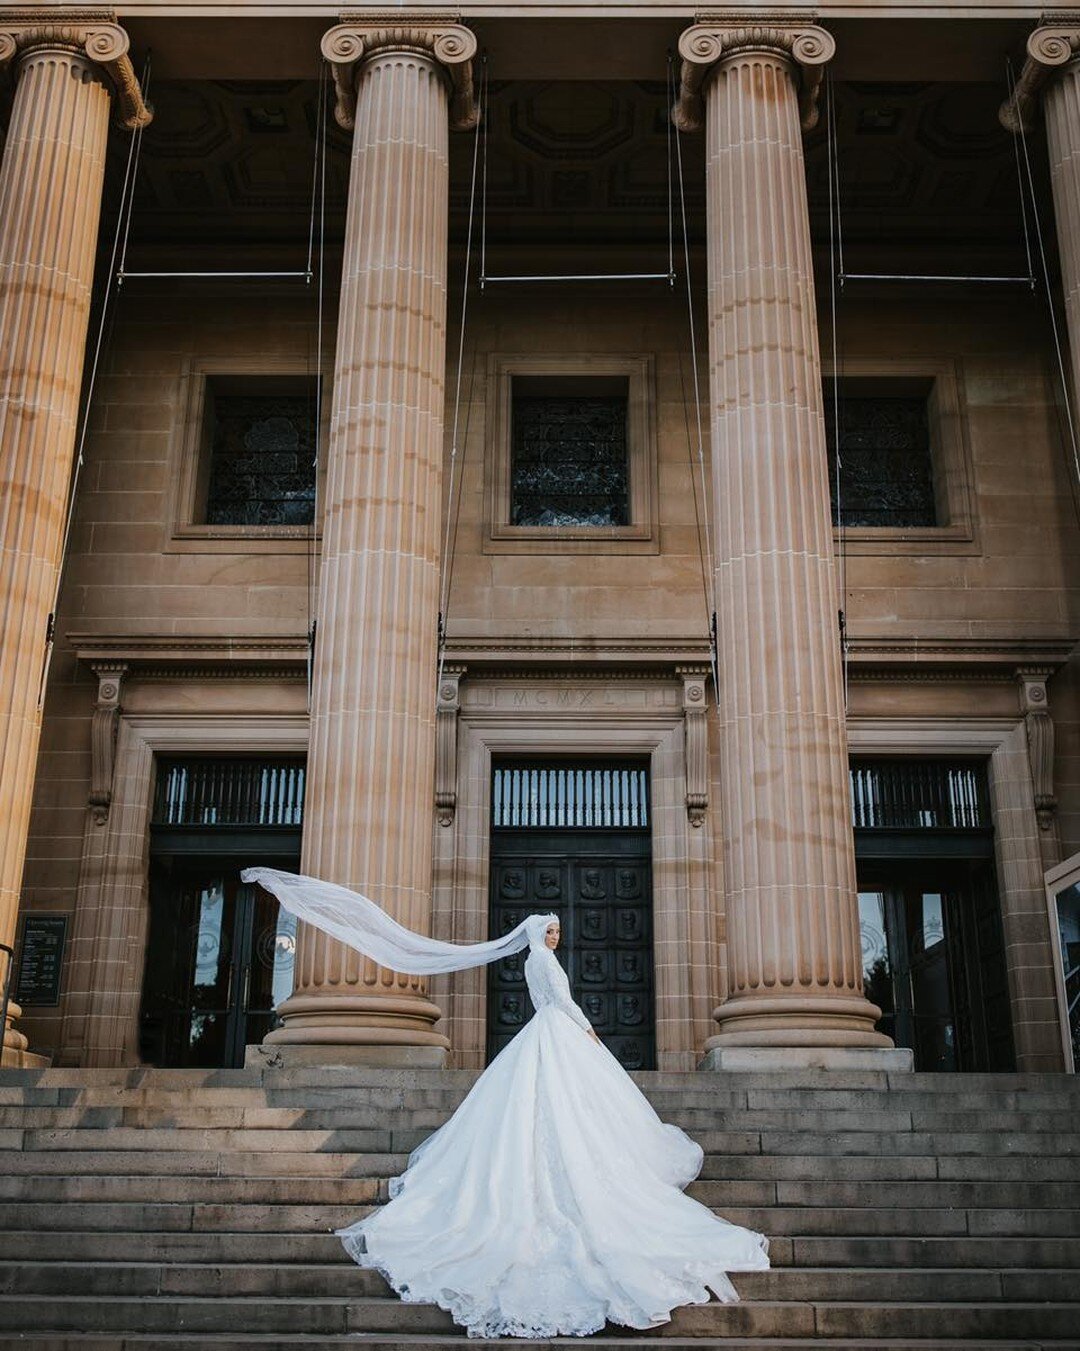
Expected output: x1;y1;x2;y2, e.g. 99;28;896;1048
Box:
338;946;770;1339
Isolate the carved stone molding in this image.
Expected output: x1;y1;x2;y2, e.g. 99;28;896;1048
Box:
1016;666;1058;836
435;665;465;826
678;665;710;828
321;10;478;131
673;14;835;134
88;662;127;825
0;9;152;129
999;17;1080;133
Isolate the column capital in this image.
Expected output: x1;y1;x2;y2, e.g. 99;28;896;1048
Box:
1000;17;1080;133
673;13;834;134
0;8;151;129
321;10;478;131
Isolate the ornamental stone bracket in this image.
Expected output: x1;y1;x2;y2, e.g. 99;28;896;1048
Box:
672;12;835;134
322;10;478;131
1016;666;1059;840
88;662;127;826
0;9;152;129
999;18;1080;132
435;665;465;827
678;665;710;828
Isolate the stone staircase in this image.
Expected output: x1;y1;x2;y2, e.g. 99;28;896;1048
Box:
0;1065;1078;1349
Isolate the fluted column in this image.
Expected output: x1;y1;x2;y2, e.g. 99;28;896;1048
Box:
674;24;890;1056
266;18;476;1063
0;13;149;1065
1002;26;1080;429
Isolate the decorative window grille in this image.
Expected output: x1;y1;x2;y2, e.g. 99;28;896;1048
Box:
510;392;630;527
493;764;649;829
205;387;317;526
849;759;990;831
823;390;937;528
153;758;306;827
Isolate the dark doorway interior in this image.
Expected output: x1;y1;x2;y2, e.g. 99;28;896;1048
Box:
852;758;1015;1072
139;757;304;1068
487;763;655;1070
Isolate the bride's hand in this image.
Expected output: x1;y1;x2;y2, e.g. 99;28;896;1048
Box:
587;1028;600;1044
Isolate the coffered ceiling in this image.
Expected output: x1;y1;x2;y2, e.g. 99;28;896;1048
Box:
105;75;1042;271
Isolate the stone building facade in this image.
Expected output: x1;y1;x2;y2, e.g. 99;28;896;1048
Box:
0;1;1078;1079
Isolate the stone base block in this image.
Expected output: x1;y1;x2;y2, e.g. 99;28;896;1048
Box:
0;1048;50;1069
245;1042;448;1070
698;1045;915;1073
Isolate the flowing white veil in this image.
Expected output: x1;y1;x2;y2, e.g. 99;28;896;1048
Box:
241;867;555;975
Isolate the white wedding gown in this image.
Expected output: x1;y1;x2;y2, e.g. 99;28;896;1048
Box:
338;932;770;1339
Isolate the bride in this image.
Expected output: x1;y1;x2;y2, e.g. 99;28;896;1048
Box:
242;868;770;1340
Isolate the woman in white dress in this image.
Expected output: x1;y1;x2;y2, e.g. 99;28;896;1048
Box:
242;869;769;1340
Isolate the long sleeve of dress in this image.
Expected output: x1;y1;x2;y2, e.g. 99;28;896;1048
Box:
525;950;593;1032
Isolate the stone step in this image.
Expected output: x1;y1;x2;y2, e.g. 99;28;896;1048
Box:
7;1126;1078;1157
5;1084;1078;1113
0;1200;1076;1237
4;1146;1078;1183
4;1173;1077;1211
5;1066;1079;1093
0;1339;1065;1351
4;1105;1078;1134
2;1261;1076;1304
0;1176;390;1205
0;1149;409;1177
1;1293;1077;1339
2;1228;1075;1269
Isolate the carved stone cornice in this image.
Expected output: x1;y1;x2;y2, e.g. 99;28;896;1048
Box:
1000;16;1080;133
673;13;835;134
321;10;477;132
0;9;151;129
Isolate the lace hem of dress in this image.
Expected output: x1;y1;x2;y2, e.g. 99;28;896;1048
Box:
337;1226;770;1340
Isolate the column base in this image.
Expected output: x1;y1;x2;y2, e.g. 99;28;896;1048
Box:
0;1047;50;1069
699;1045;914;1072
263;990;451;1065
247;1042;448;1069
709;992;894;1049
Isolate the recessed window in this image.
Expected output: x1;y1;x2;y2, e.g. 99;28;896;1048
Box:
823;380;937;528
201;376;318;527
510;376;630;528
485;355;657;554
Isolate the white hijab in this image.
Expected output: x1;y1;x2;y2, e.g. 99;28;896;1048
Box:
242;866;558;976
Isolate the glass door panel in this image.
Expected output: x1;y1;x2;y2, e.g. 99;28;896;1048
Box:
141;857;298;1067
904;890;957;1072
858;890;896;1046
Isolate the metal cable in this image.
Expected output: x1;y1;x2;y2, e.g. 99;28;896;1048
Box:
39;54;152;707
1011;60;1080;501
437;67;484;696
307;59;329;709
826;73;850;712
671;54;719;701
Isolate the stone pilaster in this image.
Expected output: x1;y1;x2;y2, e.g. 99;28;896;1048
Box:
0;12;148;1065
1001;22;1080;457
675;22;891;1057
266;16;477;1063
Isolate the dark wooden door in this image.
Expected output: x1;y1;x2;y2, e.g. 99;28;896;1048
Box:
487;828;654;1069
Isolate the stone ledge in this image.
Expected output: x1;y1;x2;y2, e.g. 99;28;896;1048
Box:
698;1046;915;1073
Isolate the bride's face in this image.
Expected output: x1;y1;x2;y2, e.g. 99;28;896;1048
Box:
544;923;560;950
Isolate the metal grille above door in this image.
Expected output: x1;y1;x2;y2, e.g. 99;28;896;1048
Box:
488;761;654;1071
493;764;649;829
